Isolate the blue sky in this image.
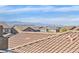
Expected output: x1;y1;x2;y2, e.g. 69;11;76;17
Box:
0;5;79;25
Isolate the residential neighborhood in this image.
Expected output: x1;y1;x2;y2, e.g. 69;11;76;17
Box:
0;22;79;53
1;5;79;53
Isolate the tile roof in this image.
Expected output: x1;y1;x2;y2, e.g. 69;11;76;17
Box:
9;32;56;49
13;26;27;31
23;27;40;32
13;26;24;33
9;31;79;53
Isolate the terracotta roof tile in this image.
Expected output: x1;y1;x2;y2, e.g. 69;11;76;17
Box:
9;31;79;53
9;32;55;49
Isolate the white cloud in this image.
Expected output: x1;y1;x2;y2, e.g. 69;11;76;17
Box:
15;17;79;25
4;6;55;13
55;6;79;12
6;6;79;13
70;18;79;21
0;5;6;8
1;6;79;14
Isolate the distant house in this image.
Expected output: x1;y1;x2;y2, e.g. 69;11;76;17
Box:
45;26;60;33
0;22;12;34
23;26;51;32
74;27;79;31
23;26;60;33
38;27;47;32
0;22;19;35
11;27;18;34
48;29;59;33
63;26;76;30
23;27;40;32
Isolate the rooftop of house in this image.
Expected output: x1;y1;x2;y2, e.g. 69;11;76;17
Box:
61;26;79;31
13;26;27;31
13;26;48;33
8;31;79;53
0;22;12;28
74;27;79;30
8;32;56;49
13;26;60;33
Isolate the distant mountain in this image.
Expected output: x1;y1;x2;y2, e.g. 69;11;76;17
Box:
0;21;63;28
5;21;51;26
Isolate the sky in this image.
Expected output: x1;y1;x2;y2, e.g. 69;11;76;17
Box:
0;5;79;26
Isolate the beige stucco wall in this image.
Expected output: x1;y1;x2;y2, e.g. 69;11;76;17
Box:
0;37;8;50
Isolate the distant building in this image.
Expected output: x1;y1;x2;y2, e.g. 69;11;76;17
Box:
73;26;79;31
23;26;50;32
46;26;60;33
23;27;40;32
39;27;47;32
0;22;12;34
11;25;61;33
48;29;59;33
0;22;19;35
11;27;18;34
22;26;60;33
63;26;76;30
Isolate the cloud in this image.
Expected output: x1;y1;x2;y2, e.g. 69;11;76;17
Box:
15;16;79;26
0;5;6;8
6;6;79;12
3;6;54;13
0;5;79;26
55;6;79;12
1;5;79;14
